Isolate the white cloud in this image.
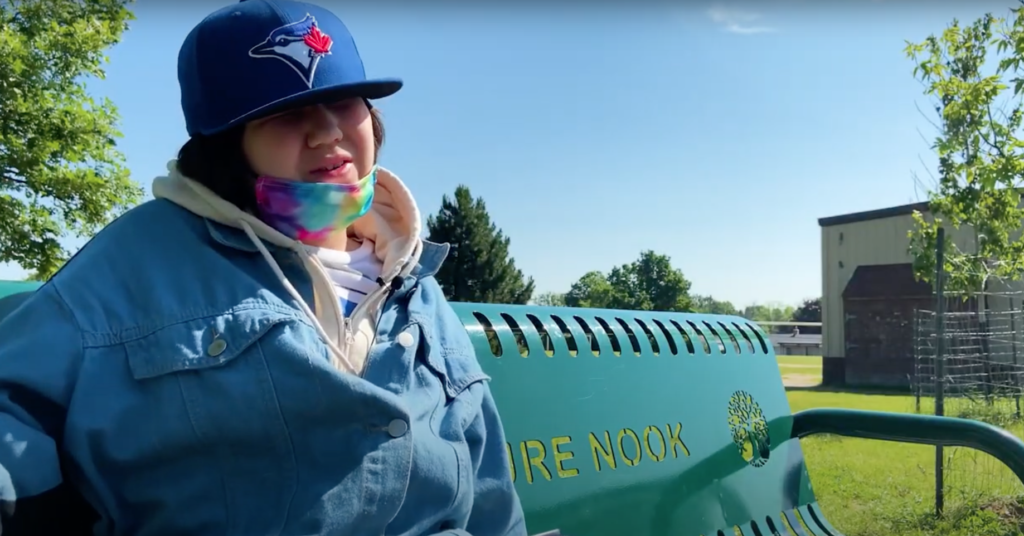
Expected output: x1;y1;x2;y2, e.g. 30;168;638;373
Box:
706;5;778;34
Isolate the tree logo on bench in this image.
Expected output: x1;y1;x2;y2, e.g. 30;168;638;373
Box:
727;390;771;468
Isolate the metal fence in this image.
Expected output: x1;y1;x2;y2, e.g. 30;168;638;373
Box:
914;301;1024;417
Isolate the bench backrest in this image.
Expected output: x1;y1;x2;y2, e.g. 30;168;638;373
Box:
0;282;40;322
0;280;42;297
451;303;818;536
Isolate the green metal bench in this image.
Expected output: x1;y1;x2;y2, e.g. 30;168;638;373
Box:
455;303;1024;536
3;283;1024;535
0;281;41;319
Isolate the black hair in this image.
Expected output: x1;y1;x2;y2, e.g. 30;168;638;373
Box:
176;125;258;212
176;105;386;213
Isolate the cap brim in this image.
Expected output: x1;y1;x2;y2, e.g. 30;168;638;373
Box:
217;78;403;134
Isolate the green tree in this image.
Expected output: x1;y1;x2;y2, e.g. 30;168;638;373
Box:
692;294;739;315
564;251;693;312
564;271;614;309
606;251;693;311
1;0;143;279
742;303;795;334
533;291;566;307
906;11;1024;296
426;185;535;304
906;10;1024;377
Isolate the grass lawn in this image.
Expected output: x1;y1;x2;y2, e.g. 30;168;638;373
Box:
781;356;1024;536
778;355;822;386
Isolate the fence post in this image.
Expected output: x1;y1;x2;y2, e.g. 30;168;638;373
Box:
1012;298;1021;417
934;227;947;517
914;312;921;414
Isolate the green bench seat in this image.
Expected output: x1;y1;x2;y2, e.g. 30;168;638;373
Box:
454;303;1024;536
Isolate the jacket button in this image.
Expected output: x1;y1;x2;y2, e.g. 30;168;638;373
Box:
396;330;415;348
387;419;408;438
207;339;227;357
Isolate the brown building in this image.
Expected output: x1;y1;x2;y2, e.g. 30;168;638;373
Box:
818;202;1014;388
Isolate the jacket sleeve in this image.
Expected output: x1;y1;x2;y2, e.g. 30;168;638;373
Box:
448;383;528;536
0;283;84;530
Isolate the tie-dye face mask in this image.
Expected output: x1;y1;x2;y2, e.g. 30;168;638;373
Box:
254;166;377;243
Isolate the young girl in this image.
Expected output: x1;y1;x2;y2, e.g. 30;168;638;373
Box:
0;1;526;535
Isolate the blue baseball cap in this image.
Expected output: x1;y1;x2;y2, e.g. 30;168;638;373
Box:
177;0;402;136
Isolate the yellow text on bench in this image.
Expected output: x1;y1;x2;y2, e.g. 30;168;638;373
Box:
505;422;691;484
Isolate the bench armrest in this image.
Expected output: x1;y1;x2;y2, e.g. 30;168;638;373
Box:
791;408;1024;485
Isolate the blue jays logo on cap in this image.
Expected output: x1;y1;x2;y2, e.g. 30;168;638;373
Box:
249;14;332;88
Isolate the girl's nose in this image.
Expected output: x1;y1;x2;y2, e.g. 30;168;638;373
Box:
307;105;343;147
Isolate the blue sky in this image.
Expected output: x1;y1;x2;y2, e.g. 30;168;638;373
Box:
1;0;1019;307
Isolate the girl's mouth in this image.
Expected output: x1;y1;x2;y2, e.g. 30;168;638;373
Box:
310;160;353;181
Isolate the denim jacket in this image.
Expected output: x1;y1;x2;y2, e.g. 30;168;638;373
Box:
0;166;526;536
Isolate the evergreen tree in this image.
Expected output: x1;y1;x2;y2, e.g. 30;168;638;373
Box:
426;185;535;304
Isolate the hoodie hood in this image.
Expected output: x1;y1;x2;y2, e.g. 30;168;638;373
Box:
151;160;423;373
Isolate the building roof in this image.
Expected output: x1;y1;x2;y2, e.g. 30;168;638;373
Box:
841;263;931;299
818;201;929;228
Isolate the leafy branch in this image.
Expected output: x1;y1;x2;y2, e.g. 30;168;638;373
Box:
906;10;1024;297
0;0;143;279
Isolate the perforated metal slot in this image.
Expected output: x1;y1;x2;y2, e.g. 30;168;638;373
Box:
702;321;727;353
764;514;786;536
525;313;553;357
733;321;757;353
650;318;678;355
744;322;770;354
686;320;712;353
667;319;696;354
549;315;578;357
783;509;812;536
718;321;743;354
473;312;502;357
571;316;600;356
594;317;621;355
706;518;785;536
614;318;642;356
802;504;841;536
500;313;530;357
634;318;662;355
464;308;776;362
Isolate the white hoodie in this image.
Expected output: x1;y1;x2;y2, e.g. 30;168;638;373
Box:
151;160;423;374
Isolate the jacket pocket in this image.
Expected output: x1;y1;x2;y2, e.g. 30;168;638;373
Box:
123;306;304;535
126;307;296;379
419;323;491;404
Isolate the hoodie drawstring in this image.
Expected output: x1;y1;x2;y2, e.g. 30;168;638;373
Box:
239;220;357;372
